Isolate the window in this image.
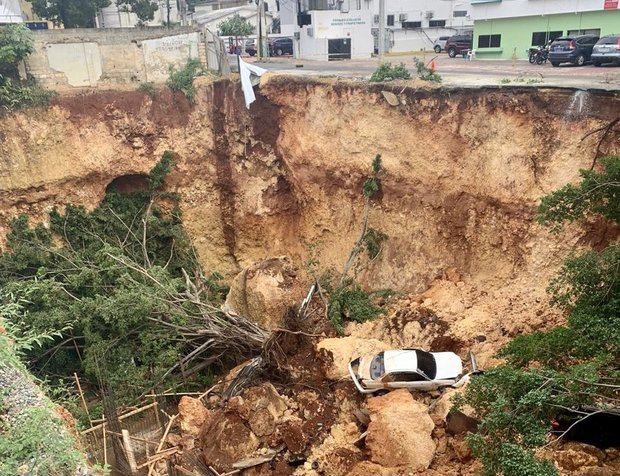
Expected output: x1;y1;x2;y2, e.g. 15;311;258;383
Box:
387;14;394;27
429;20;446;27
568;29;601;37
382;372;425;382
478;34;501;48
531;31;562;46
453;10;468;17
369;353;385;379
402;21;422;29
415;351;437;380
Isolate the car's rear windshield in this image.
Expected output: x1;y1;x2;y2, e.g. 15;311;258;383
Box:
597;36;619;44
415;350;437;379
370;352;385;379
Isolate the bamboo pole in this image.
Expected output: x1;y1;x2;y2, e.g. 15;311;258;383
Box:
74;373;93;428
102;427;107;466
147;414;177;476
81;402;158;435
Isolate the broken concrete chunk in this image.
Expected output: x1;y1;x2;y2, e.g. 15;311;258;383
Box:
381;91;400;106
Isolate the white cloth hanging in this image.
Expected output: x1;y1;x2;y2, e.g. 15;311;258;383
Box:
238;56;267;109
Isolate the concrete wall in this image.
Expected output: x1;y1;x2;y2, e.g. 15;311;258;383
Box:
25;27;205;87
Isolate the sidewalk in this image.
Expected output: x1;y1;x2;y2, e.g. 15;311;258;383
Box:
250;55;620;91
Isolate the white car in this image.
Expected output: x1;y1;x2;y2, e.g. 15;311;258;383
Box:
348;349;472;394
433;36;451;53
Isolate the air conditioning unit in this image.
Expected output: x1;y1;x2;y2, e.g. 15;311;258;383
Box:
425;11;434;19
398;13;407;22
373;14;379;25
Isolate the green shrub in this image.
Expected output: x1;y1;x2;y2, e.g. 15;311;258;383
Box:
413;57;442;83
137;81;157;97
327;283;384;335
167;59;207;101
370;63;411;82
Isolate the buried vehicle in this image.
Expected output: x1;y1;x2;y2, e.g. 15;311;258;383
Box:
349;349;475;394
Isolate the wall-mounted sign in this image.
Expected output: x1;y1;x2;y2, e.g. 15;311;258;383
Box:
604;0;619;9
330;17;367;27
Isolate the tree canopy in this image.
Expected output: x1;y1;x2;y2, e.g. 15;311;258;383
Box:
27;0;111;28
0;24;34;79
218;14;254;37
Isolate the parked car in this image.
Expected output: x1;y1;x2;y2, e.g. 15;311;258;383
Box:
245;39;257;57
549;35;599;67
348;349;475;394
591;34;620;66
433;36;451;53
444;35;473;58
269;37;293;56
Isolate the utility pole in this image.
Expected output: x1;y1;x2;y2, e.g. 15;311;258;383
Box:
378;0;386;60
258;0;265;60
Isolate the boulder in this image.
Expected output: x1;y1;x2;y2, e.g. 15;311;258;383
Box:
317;336;390;380
201;410;260;472
178;396;210;438
224;257;301;330
243;383;288;437
554;442;605;472
365;389;436;471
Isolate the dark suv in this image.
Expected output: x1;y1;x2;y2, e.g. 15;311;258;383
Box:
445;35;473;58
549;35;599;66
269;37;293;56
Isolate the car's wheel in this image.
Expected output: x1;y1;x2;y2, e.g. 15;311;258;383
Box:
448;47;457;58
575;54;586;66
434;45;441;54
551;62;560;67
593;61;601;67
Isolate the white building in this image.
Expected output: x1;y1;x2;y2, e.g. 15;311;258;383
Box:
193;5;275;34
0;0;25;23
97;0;181;28
279;0;472;59
373;0;473;53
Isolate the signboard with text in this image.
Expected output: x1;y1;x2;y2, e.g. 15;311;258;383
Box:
604;0;619;9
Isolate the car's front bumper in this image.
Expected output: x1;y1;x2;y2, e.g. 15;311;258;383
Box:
348;358;377;394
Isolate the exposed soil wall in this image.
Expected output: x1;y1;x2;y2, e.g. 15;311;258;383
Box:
1;77;618;298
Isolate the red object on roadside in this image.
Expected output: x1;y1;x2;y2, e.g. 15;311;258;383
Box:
430;59;436;72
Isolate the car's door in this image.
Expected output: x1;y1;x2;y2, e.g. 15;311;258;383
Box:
584;36;599;57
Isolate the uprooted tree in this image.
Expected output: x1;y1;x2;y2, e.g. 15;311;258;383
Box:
454;155;620;476
0;151;267;408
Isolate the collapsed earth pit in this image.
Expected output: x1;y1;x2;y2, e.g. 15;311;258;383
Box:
0;77;618;475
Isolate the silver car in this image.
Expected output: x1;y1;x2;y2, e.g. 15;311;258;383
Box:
433;36;451;54
348;349;473;394
592;34;620;66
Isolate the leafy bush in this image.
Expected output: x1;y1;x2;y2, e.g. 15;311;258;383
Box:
413;57;442;83
370;63;411;82
137;81;157;97
327;282;384;335
458;156;620;475
167;59;207;101
0;24;54;112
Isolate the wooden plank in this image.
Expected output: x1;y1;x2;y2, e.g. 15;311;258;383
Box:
122;429;138;475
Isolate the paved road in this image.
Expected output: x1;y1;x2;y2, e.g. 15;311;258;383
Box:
249;54;620;91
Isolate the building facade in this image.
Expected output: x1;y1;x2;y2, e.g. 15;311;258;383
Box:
471;0;620;59
372;0;473;52
97;0;182;28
